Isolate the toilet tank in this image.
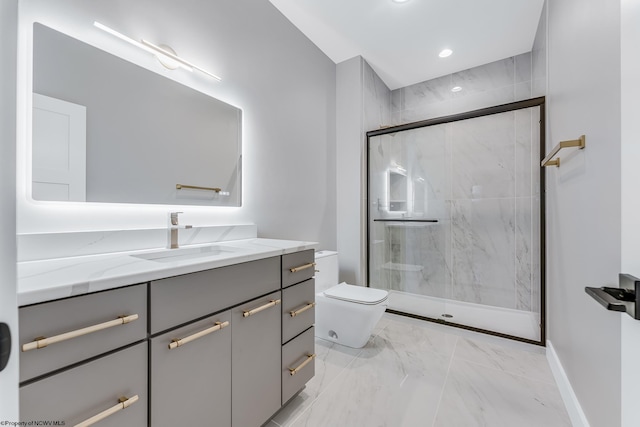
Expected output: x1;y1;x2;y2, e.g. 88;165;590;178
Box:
314;250;339;293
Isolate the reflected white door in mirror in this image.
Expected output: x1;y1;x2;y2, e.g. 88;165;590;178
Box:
32;93;86;202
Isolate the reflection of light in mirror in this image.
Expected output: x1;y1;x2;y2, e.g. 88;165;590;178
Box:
392;162;406;172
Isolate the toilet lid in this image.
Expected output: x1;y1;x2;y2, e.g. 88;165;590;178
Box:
323;283;388;305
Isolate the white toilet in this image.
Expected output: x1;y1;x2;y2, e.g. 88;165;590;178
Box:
314;250;388;348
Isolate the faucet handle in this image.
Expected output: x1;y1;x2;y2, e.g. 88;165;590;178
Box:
169;211;183;226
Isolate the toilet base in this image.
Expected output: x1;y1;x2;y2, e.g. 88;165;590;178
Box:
314;292;387;349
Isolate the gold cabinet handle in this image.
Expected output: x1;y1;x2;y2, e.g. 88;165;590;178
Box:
22;314;139;352
289;262;316;273
74;394;139;427
168;321;229;349
243;299;281;318
290;302;316;318
289;353;316;376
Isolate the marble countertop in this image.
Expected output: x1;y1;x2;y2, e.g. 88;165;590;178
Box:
17;238;318;306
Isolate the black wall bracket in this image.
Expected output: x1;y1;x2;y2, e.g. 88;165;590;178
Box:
585;274;640;319
0;322;11;372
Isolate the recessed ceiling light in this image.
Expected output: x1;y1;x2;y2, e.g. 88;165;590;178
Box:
392;0;411;3
439;49;453;58
451;86;462;92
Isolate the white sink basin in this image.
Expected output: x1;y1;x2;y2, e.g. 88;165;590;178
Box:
132;245;241;263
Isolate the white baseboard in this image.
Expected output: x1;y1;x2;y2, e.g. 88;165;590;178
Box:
546;340;590;427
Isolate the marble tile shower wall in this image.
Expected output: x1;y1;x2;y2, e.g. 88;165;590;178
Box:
371;53;541;312
390;53;535;125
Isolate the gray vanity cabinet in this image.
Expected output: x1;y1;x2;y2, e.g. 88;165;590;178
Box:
232;290;282;427
150;311;231;427
18;249;316;427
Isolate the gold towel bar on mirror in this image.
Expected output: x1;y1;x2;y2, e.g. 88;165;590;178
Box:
541;135;586;168
176;184;222;192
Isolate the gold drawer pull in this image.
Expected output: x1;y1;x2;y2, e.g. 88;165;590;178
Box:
22;314;139;352
243;299;281;318
290;302;316;317
74;394;139;427
169;321;229;349
289;353;316;376
289;262;316;273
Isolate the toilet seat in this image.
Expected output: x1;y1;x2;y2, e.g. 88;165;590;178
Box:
323;283;388;305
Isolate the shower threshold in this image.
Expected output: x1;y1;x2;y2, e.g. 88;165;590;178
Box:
386;291;541;343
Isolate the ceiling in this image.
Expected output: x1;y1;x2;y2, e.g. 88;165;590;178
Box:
268;0;544;90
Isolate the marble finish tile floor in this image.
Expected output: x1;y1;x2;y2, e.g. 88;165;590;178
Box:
270;313;571;427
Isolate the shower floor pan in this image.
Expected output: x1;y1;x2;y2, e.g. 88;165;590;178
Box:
386;290;541;342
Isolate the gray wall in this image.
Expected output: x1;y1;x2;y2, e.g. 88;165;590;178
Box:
336;56;391;285
621;1;640;425
531;0;547;99
0;0;19;418
336;57;363;284
546;0;622;425
18;0;337;252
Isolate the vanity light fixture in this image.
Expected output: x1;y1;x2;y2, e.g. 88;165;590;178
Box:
93;21;221;81
439;48;453;58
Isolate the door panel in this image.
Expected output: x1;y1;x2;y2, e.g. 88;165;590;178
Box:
32;93;86;201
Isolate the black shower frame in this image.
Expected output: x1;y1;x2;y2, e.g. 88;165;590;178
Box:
365;96;547;346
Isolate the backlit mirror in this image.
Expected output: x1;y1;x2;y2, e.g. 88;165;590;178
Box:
31;23;242;206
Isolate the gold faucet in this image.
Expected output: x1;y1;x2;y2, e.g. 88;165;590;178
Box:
168;212;192;249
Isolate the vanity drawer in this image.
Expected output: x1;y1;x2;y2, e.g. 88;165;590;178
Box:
282;278;315;344
282;249;315;288
150;256;280;334
282;326;315;404
19;284;147;382
20;341;147;426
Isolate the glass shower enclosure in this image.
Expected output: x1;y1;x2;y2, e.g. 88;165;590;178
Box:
367;98;545;344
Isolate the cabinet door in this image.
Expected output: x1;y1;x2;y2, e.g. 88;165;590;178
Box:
232;291;282;427
151;311;231;427
20;342;147;426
